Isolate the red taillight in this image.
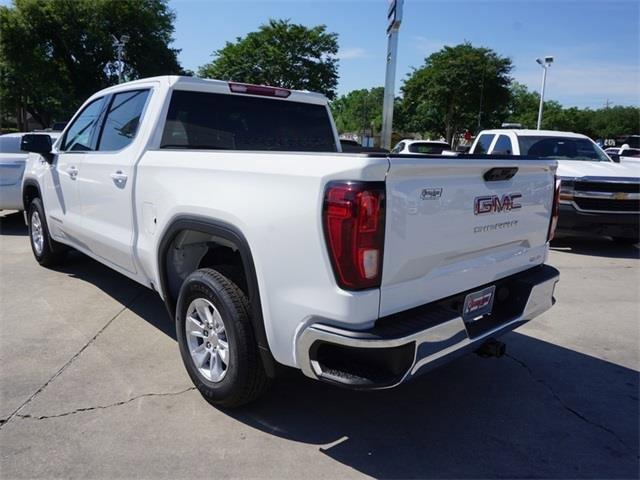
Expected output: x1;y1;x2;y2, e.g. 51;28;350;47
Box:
548;177;561;241
229;82;291;98
323;182;386;290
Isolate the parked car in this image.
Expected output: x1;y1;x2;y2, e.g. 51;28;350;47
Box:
391;139;451;155
618;147;640;164
0;131;61;211
471;129;640;244
604;147;621;157
22;76;559;407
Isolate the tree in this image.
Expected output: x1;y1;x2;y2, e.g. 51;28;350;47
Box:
398;43;513;143
589;106;640;140
0;0;182;129
330;87;384;135
506;82;640;139
199;19;339;99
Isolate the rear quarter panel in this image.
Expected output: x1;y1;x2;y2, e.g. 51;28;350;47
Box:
134;151;389;367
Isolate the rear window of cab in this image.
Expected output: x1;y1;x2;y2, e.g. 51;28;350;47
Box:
161;90;337;152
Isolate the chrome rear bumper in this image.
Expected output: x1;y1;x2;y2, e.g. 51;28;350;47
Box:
296;265;559;389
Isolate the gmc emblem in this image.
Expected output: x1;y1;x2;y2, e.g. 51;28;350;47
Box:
474;193;522;215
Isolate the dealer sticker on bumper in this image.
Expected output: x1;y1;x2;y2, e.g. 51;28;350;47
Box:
462;285;496;322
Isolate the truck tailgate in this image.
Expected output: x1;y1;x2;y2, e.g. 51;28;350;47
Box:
380;157;556;316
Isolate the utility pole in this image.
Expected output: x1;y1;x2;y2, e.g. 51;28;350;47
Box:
111;34;130;84
380;0;404;150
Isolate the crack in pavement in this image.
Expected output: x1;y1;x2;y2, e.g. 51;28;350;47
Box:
506;353;633;454
14;387;196;421
0;292;143;431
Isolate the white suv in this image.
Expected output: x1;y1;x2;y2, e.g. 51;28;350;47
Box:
391;139;450;155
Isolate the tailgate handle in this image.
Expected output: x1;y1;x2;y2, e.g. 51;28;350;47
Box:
483;167;518;182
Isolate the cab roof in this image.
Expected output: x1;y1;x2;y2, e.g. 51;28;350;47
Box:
398;139;450;145
91;75;330;106
478;129;589;139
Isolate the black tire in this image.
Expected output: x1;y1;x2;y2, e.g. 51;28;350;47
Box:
176;268;270;407
27;197;67;267
612;237;638;245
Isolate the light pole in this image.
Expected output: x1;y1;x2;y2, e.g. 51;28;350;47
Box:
535;56;554;130
111;34;130;84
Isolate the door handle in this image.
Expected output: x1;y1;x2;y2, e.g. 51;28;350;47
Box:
110;170;128;187
67;166;78;179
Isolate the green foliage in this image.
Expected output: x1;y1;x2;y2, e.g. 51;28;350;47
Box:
330;87;384;134
0;0;182;128
199;19;339;99
398;43;513;143
507;82;640;139
588;106;640;139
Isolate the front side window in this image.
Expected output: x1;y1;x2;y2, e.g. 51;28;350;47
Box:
61;97;106;152
161;90;337;152
491;135;513;155
98;90;150;151
392;142;405;153
473;134;495;154
518;136;610;161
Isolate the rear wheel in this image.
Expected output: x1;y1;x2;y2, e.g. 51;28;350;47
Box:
176;268;270;407
28;197;67;267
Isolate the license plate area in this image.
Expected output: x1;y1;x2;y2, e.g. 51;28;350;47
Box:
462;285;496;323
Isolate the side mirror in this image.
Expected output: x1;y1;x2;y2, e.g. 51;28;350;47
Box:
21;134;54;163
609;153;620;163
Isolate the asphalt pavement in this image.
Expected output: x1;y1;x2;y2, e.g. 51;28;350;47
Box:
0;210;638;479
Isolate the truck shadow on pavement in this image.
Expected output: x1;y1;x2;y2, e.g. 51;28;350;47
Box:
0;211;27;236
231;335;639;479
53;251;176;341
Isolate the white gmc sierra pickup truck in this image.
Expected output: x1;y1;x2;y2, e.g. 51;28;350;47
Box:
21;76;560;407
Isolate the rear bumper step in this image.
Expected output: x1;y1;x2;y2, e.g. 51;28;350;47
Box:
296;265;559;389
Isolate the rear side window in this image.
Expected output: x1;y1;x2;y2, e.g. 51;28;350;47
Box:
61;97;106;151
408;142;449;154
491;135;513;155
98;90;150;151
473;134;495;154
161;90;337;152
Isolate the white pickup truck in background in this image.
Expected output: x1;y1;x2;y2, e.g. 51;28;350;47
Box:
471;129;640;244
21;76;560;407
